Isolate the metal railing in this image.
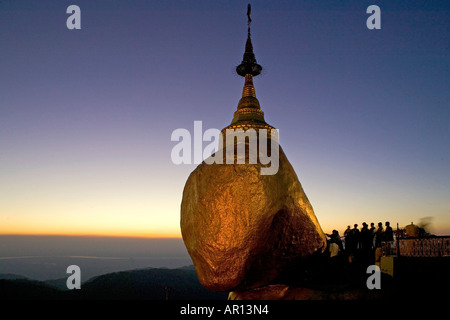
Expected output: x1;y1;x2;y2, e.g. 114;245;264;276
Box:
382;236;450;257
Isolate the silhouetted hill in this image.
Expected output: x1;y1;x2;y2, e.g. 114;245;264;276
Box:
71;266;226;300
44;277;70;291
0;279;62;299
0;273;28;280
0;266;227;300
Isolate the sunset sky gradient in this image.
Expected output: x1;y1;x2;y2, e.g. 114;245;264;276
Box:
1;0;449;238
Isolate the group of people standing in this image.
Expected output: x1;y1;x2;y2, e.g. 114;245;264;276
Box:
326;221;394;263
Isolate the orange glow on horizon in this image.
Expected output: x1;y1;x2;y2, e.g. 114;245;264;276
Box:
0;230;182;239
0;207;183;239
0;223;183;239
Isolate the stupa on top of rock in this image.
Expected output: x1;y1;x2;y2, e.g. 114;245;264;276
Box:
224;11;273;133
180;4;327;294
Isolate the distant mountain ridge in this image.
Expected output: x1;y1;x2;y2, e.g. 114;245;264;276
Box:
0;273;28;280
0;265;227;300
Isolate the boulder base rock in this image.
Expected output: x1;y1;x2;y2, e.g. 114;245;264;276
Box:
228;285;318;300
180;146;327;292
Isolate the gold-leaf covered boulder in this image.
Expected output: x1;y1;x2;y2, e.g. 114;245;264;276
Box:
181;144;326;291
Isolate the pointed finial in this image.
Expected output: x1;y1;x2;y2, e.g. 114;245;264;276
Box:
236;4;262;77
247;3;252;34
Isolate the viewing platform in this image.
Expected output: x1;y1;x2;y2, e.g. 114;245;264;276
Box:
379;236;450;278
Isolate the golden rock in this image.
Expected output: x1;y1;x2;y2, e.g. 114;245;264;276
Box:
180;144;326;291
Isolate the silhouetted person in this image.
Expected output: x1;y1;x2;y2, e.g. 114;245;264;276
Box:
351;224;360;251
345;224;360;263
326;229;343;252
360;222;371;251
369;222;376;249
360;222;373;264
326;230;344;276
384;221;394;241
374;222;384;248
344;225;351;251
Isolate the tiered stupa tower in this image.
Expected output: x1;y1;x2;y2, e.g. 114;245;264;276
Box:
224;4;274;133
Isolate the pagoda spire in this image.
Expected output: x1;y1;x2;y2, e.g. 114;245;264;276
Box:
236;4;262;78
227;4;272;129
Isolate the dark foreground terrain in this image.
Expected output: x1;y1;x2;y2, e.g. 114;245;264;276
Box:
1;256;449;301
